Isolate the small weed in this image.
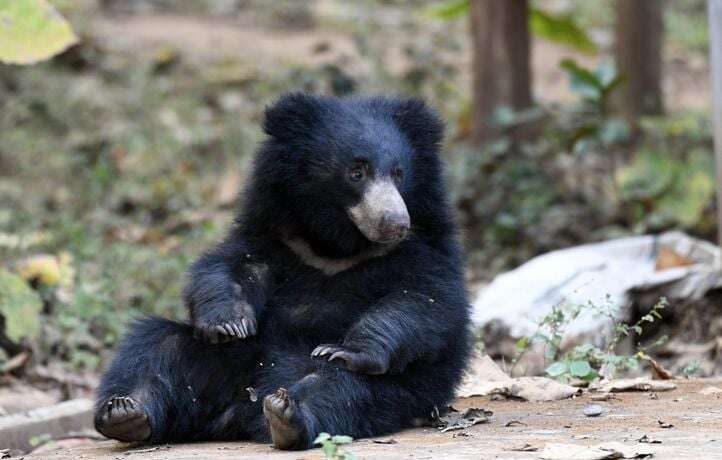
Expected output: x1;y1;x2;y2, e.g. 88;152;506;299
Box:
683;359;701;378
513;296;668;381
314;433;357;460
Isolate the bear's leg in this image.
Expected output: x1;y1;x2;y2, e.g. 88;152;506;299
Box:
251;356;428;450
95;316;256;443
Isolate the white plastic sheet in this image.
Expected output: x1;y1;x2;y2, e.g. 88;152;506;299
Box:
472;231;721;337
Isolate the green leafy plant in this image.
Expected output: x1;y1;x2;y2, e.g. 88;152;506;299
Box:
560;59;624;104
314;433;357;460
557;59;629;156
510;301;583;377
513;297;668;381
683;359;700;378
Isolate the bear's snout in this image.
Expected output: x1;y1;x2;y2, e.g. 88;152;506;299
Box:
377;212;410;243
347;179;410;244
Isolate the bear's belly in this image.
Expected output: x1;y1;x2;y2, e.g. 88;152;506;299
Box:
264;279;379;343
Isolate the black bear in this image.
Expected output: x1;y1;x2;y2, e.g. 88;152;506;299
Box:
94;93;471;450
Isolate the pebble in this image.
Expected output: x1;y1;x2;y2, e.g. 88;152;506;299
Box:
583;404;604;417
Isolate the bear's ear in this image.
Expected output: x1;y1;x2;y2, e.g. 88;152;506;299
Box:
391;98;444;154
263;92;325;143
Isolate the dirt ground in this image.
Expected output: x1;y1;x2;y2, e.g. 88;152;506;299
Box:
25;379;722;460
91;13;710;111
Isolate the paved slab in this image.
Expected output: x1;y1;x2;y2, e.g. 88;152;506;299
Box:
0;399;93;452
20;380;722;459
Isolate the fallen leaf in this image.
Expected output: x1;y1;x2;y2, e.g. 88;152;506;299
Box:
215;170;242;207
541;442;654;459
504;420;526;427
699;386;722;395
506;377;582;401
16;254;62;286
163;210;222;234
123;445;172;455
506;443;539;452
372;438;397;444
570;378;591;388
655;246;693;271
433;407;492;433
647;359;673;380
0;351;29;374
456;353;510;397
0;0;78;65
459;354;580;401
595;378;676;393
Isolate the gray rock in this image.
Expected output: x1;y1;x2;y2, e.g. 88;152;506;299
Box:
583;404;604;417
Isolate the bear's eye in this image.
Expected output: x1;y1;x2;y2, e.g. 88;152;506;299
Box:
391;167;403;181
348;167;366;183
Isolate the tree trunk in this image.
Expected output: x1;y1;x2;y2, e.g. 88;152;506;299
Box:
708;0;722;246
614;0;664;120
469;0;532;144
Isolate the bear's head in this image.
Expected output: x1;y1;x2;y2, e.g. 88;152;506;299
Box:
243;93;448;259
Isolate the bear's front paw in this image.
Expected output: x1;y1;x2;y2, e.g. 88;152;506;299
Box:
194;300;257;344
311;344;389;375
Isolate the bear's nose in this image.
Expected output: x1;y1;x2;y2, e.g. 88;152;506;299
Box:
378;213;410;243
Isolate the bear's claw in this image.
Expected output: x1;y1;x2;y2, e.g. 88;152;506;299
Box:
312;344;389;375
263;388;306;450
95;396;151;443
195;317;257;343
194;297;258;343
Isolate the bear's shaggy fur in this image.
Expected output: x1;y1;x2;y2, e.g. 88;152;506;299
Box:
94;93;471;449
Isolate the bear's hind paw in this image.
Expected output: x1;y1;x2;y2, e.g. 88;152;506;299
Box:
263;388;307;450
95;396;151;443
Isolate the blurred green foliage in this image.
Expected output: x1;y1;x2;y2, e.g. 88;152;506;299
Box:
0;38;262;369
0;269;42;342
422;0;469;20
567;0;709;54
424;0;597;54
557;59;628;155
665;0;709;54
529;8;597;54
0;0;716;372
617;115;715;232
456;56;714;275
559;59;623;104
